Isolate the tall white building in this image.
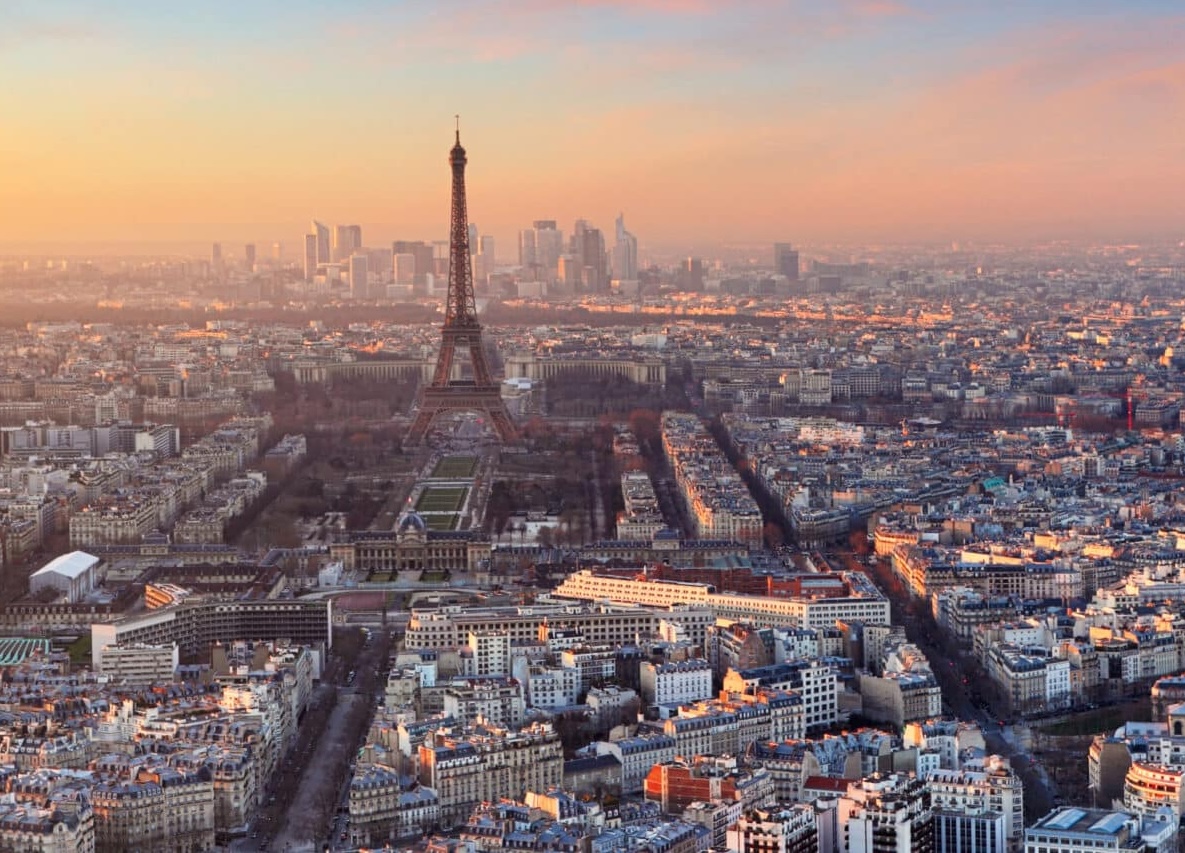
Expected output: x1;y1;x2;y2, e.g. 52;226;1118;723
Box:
467;631;510;677
304;233;318;281
613;212;638;281
311;220;330;266
726;806;817;853
348;253;369;299
840;774;933;853
641;659;713;708
532;220;563;281
394;253;416;285
926;759;1024;852
518;229;536;270
333;224;362;262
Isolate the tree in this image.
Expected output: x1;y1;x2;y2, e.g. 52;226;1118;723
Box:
628;408;662;448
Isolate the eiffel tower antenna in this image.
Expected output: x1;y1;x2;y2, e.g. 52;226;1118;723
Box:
406;124;518;445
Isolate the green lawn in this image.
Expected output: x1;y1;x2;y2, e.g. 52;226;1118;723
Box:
1039;699;1149;737
416;486;468;513
424;513;461;531
432;455;478;479
66;635;92;667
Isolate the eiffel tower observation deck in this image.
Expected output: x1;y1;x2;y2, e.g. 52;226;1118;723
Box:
406;122;518;446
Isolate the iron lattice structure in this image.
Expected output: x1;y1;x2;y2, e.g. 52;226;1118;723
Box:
406;128;518;445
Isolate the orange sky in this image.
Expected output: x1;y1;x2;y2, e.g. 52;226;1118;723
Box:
1;1;1183;252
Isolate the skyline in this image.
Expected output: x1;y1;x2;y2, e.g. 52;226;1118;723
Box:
2;0;1184;253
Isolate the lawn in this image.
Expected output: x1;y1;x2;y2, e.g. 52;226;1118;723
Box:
416;486;468;513
1039;698;1150;737
432;455;478;479
424;513;461;531
66;635;92;667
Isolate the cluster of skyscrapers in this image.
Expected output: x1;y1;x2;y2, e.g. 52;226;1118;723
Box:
299;215;640;299
302;220;500;299
518;214;637;294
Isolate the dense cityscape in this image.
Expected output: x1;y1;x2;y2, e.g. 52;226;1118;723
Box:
3;2;1185;852
3;179;1185;852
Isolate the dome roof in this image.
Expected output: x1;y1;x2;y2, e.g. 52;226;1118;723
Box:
398;512;428;533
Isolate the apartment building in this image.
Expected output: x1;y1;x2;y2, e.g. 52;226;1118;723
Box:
417;723;563;827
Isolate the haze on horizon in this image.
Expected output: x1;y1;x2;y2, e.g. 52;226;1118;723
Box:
2;0;1183;254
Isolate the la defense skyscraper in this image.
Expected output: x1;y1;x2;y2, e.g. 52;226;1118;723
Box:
613;213;638;282
406;125;517;445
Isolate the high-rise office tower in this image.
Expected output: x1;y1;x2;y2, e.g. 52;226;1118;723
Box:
468;223;479;253
211;243;223;270
272;242;282;262
311;221;331;266
244;244;256;270
349;253;369;299
368;247;393;286
613;213;638;281
394;253;416;285
680;257;705;291
774;242;800;282
532;220;563;282
334;224;362;262
392;241;436;286
304;234;318;281
572;220;607;292
518;229;536;270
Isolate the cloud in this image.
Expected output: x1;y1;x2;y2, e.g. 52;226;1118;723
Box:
0;7;99;49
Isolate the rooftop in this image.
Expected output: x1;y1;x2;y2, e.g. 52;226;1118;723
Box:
31;550;99;580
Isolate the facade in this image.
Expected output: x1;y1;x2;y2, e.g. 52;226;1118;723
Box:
641;659;713;708
723;662;839;731
926;760;1024;853
644;757;774;814
1122;763;1185;826
553;569;890;631
405;601;713;652
0;796;95;853
91;770;215;853
466;631;510;677
348;764;401;847
839;774;934;853
95;643;179;684
417;723;563;827
332;514;492;574
90;599;332;663
596;735;679;795
934;809;1007;853
441;677;526;728
726;806;817;853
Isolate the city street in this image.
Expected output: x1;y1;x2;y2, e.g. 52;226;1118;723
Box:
242;629;389;852
847;548;1057;820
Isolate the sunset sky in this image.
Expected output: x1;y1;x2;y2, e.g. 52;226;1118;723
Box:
2;0;1183;253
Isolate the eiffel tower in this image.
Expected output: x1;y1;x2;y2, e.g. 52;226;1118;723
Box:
406;122;518;445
